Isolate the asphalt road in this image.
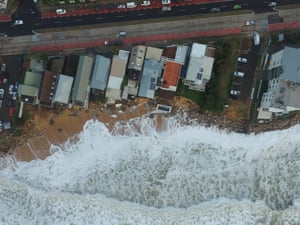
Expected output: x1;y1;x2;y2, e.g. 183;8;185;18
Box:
1;0;299;37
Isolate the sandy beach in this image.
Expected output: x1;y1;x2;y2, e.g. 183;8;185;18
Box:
6;96;300;162
12;97;163;161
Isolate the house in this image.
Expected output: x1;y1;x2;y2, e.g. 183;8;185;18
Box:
106;50;130;103
124;45;148;99
90;55;111;93
62;55;80;77
72;55;94;106
38;70;56;107
53;74;74;105
138;59;161;99
261;46;300;114
159;60;181;99
174;45;189;65
145;46;163;61
128;45;146;71
184;43;215;92
18;71;42;104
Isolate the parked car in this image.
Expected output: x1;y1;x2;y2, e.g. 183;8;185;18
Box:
3;121;11;130
237;56;247;63
141;0;151;6
9;107;14;117
7;99;12;107
117;4;126;8
210;7;220;12
9;84;14;95
230;89;241;96
1;63;6;72
234;71;245;77
0;121;2;132
245;20;255;26
0;88;4;98
233;4;241;10
162;0;170;4
12;91;17;100
14;81;19;91
56;8;67;15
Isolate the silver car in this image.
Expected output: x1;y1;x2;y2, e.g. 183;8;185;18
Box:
234;71;245;77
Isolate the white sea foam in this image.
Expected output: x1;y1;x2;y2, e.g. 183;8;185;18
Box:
0;115;300;225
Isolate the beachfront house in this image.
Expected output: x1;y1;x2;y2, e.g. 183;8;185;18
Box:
53;74;74;105
137;46;163;99
128;45;146;71
106;50;130;104
159;60;181;99
260;46;300;115
138;59;161;99
90;55;111;94
184;43;215;92
72;55;94;107
38;70;56;107
18;71;42;105
124;45;147;99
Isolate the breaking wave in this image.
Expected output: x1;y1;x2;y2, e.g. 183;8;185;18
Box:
0;115;300;224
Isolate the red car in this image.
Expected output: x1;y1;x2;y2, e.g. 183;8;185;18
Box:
9;107;14;117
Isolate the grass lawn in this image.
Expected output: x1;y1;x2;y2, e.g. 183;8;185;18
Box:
177;36;241;113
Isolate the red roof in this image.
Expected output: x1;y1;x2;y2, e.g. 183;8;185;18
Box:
161;61;181;89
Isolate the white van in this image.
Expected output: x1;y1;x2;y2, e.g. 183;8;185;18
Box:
253;31;260;46
126;2;137;8
118;31;126;36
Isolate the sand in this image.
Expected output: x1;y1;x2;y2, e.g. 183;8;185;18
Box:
12;96;300;162
13;98;166;162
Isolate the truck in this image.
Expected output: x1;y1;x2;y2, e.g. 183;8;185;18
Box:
126;2;137;8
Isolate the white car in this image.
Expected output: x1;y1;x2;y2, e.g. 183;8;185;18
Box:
245;20;255;26
56;8;67;15
230;89;241;96
234;71;245;77
117;4;126;8
237;57;247;63
1;63;6;72
13;20;23;25
141;0;151;6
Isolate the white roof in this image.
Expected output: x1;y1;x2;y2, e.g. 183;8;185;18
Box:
185;56;214;82
53;74;74;104
190;43;207;58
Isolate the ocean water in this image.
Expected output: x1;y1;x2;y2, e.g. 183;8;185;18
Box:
0;114;300;225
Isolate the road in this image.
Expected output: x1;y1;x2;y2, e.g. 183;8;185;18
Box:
1;0;300;37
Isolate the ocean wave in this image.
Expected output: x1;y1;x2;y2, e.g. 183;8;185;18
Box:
0;116;300;224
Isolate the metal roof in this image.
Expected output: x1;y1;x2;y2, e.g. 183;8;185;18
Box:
138;59;161;99
53;74;74;104
90;55;111;91
24;71;42;88
72;55;93;103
